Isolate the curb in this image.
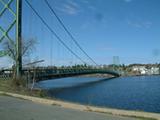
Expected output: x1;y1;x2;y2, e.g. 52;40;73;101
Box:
0;91;160;120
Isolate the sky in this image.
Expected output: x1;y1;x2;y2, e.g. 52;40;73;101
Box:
0;0;160;67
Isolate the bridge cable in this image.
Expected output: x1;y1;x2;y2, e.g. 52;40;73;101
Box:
44;0;98;66
24;0;87;65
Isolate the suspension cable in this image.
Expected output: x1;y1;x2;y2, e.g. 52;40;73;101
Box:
44;0;98;66
24;0;87;64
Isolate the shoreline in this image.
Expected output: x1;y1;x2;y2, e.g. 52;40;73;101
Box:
67;73;160;78
0;91;159;120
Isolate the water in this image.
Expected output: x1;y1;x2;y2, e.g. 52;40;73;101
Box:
36;76;160;113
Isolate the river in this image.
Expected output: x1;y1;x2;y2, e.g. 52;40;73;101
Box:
35;75;160;113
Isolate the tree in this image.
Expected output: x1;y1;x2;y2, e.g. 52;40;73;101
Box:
0;38;37;86
2;38;37;65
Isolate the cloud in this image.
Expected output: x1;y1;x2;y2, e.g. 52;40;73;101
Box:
124;0;132;2
88;5;96;11
81;0;89;4
57;0;81;15
127;19;153;29
63;4;78;15
57;0;97;16
68;0;79;8
143;21;153;28
127;21;142;28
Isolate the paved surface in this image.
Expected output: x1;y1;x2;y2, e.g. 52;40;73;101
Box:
0;95;143;120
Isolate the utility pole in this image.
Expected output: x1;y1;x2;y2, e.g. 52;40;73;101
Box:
16;0;22;77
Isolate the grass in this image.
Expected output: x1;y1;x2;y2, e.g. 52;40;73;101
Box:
0;78;48;98
0;78;13;92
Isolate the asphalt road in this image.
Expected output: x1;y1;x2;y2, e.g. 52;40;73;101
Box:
0;95;143;120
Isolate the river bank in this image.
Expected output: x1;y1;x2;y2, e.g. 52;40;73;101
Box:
69;73;160;78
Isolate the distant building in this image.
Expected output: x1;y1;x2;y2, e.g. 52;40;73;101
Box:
149;67;159;75
113;56;120;65
131;65;159;75
132;66;147;75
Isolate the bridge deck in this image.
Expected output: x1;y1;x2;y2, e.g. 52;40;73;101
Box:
23;68;121;81
0;68;121;82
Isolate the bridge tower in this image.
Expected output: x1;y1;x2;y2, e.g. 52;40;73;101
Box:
16;0;22;77
0;0;22;77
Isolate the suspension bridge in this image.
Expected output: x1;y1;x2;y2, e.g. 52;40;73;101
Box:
0;0;121;81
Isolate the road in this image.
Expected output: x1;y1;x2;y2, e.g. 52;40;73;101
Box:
0;95;143;120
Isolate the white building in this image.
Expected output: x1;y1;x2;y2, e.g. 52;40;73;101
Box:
132;66;159;75
150;67;159;75
132;66;147;75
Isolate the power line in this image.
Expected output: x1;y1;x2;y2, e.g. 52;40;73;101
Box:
24;0;87;64
44;0;98;66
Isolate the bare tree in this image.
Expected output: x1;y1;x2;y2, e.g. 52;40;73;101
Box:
2;38;37;64
0;38;37;87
